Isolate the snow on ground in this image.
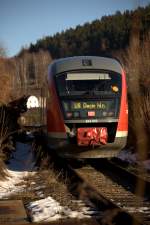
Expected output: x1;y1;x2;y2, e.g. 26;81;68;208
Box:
0;142;35;199
123;206;149;213
0;170;29;198
117;149;150;171
0;141;97;222
27;197;96;222
117;150;138;164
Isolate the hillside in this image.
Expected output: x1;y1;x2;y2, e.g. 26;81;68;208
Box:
20;4;150;59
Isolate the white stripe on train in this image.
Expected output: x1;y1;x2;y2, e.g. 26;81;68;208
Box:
116;131;128;137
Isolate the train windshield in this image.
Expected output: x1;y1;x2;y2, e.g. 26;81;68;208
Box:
56;71;121;96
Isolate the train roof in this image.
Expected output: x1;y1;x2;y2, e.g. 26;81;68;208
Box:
48;56;123;75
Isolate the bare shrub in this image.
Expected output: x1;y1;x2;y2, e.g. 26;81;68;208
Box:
14;50;52;89
0;42;7;57
0;58;19;176
119;16;150;219
0;58;13;105
114;29;150;156
126;33;150;156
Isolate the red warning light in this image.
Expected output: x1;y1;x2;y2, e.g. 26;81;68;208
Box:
88;111;95;117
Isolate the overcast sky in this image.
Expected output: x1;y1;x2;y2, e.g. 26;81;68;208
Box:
0;0;149;57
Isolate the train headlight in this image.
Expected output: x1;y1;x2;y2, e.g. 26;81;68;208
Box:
111;85;119;92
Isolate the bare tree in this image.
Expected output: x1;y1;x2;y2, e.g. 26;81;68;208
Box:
0;42;7;57
0;58;13;104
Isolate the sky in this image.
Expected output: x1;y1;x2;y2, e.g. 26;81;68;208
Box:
0;0;149;57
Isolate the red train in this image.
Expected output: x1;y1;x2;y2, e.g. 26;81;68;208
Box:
46;56;128;158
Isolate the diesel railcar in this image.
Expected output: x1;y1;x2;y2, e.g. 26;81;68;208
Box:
46;56;128;158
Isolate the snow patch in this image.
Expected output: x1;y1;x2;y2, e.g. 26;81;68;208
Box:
117;150;137;164
123;206;149;213
0;142;35;199
27;196;93;222
117;149;150;173
0;169;33;198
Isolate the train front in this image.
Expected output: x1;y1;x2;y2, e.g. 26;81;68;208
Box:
47;56;128;158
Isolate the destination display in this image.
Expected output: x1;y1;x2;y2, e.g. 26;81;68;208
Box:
62;100;117;119
62;100;115;111
71;101;112;110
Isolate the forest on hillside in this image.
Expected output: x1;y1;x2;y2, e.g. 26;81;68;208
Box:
20;4;150;59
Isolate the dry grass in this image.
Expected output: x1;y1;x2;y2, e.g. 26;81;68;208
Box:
0;58;17;177
0;106;17;161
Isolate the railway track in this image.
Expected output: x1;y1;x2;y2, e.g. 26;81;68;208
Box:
74;163;150;225
48;152;149;225
109;159;150;196
106;160;150;201
86;158;150;206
